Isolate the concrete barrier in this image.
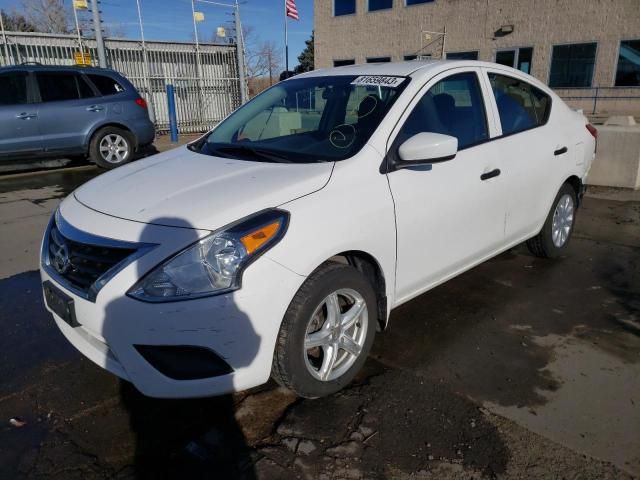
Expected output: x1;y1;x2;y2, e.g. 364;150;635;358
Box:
586;125;640;190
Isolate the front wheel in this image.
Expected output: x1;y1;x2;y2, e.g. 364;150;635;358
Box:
89;127;135;169
527;183;577;258
272;262;377;398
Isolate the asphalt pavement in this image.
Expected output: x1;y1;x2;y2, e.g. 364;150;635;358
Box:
0;158;638;479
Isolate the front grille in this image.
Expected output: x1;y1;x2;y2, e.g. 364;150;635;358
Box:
47;225;136;293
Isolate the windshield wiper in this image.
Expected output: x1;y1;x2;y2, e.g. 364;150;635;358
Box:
213;145;293;163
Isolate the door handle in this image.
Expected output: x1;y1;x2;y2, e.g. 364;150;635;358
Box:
16;112;37;120
480;168;501;181
554;146;568;156
86;105;104;112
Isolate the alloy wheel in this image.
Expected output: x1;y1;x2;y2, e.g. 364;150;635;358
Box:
99;134;130;164
551;193;574;247
304;288;368;382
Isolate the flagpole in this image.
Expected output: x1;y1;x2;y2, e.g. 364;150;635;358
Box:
284;0;288;74
0;9;10;65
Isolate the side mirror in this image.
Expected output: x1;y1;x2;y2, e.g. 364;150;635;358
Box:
396;132;458;168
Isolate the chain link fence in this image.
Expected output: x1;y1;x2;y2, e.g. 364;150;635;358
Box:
0;31;241;133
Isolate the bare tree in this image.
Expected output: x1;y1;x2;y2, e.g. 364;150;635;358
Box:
21;0;70;34
247;41;282;81
1;9;37;32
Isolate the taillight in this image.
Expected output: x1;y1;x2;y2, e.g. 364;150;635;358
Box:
586;123;598;139
135;97;148;109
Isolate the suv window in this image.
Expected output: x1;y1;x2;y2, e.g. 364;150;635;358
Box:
488;73;551;135
396;72;488;150
87;74;125;95
36;72;87;102
0;72;29;105
77;75;97;98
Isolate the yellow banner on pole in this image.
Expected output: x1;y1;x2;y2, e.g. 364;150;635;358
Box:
194;11;205;22
74;51;91;65
73;0;88;10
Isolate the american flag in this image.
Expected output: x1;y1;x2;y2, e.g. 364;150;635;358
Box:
286;0;299;20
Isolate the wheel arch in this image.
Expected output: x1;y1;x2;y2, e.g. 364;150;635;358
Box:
327;250;389;332
564;175;583;206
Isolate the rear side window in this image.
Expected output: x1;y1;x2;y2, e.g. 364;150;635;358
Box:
0;72;28;105
87;74;125;95
77;76;97;98
488;73;551;136
396;72;489;150
36;73;84;102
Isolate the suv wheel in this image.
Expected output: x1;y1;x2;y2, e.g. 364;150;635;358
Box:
90;127;134;169
272;262;377;398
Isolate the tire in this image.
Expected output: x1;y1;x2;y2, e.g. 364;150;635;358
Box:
526;183;577;258
89;127;135;169
272;262;377;398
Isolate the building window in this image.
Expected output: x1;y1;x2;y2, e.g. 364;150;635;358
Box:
404;55;418;61
334;59;355;67
369;0;393;11
406;0;434;5
495;47;533;74
447;51;478;60
615;40;640;87
549;43;597;88
367;57;391;63
334;0;356;16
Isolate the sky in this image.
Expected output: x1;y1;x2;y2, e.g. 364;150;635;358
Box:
0;0;314;69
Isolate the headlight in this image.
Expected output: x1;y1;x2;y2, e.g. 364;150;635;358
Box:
127;209;289;302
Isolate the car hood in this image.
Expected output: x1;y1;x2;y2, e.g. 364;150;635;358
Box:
74;146;334;231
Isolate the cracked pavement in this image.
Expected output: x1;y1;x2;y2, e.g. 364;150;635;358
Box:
0;167;639;479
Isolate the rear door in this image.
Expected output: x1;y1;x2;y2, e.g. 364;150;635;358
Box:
34;71;106;153
0;71;42;157
481;68;559;242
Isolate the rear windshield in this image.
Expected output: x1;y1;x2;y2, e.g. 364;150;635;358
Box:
87;74;126;95
192;75;410;163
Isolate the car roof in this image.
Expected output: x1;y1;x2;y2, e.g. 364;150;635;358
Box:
0;64;121;76
292;60;555;96
296;60;448;79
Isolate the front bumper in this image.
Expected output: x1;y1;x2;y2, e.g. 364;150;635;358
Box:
40;197;305;398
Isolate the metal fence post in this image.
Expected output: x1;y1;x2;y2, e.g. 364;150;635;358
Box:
166;84;179;143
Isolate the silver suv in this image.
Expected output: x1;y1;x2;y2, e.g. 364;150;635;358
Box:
0;64;155;169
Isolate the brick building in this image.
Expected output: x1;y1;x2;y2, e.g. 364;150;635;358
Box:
314;0;640;115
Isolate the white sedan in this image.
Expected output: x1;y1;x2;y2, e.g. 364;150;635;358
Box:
40;61;596;398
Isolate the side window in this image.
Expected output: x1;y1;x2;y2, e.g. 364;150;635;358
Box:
36;73;80;102
87;74;125;95
77;76;97;98
0;72;29;106
488;73;551;135
396;72;488;150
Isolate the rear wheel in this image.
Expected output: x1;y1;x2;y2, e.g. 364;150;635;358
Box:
272;262;377;398
527;183;577;258
89;127;134;169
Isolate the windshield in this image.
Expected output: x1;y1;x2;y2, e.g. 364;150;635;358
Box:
192;75;409;163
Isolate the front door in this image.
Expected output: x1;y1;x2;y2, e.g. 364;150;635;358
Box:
386;69;507;303
0;71;41;157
